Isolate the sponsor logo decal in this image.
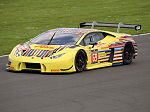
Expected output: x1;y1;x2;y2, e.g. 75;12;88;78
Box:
10;66;15;70
51;69;60;72
96;42;106;47
35;45;54;49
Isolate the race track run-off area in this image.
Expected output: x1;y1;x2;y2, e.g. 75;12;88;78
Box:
0;34;150;112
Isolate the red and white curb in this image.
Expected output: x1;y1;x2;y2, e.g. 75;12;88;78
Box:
0;33;150;58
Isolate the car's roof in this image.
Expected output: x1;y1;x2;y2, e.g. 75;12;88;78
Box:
47;28;99;35
46;28;129;37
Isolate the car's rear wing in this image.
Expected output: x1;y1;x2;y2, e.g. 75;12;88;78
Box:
79;22;141;33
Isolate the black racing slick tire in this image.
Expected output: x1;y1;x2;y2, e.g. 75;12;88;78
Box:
75;50;87;72
123;43;134;65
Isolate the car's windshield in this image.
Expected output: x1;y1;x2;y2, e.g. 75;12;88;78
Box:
30;31;81;45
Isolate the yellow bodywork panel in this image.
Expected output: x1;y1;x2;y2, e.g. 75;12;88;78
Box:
7;28;135;73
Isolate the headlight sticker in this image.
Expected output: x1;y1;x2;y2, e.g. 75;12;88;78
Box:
16;43;30;52
50;53;65;59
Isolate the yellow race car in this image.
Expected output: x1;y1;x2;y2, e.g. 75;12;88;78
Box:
7;22;141;73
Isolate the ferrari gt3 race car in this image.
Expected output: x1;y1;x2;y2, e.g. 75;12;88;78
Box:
7;22;141;73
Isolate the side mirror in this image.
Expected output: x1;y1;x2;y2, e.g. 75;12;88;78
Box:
28;38;32;41
89;42;97;48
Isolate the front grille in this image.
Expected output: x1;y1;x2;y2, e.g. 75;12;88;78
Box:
25;63;41;69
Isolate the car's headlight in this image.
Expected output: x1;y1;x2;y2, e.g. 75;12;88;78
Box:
8;59;12;65
50;53;65;59
14;50;20;57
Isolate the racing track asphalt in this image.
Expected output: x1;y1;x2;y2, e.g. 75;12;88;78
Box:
0;34;150;112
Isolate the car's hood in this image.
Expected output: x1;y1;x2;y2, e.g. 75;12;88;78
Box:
15;43;75;58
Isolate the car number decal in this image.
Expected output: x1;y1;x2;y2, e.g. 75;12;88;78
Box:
91;49;98;64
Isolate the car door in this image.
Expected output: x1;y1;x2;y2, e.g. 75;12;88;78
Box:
80;32;105;65
81;32;116;65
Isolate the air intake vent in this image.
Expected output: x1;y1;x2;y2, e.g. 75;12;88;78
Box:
25;63;41;69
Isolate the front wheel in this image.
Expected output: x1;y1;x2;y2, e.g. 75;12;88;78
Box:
123;43;134;65
75;50;87;72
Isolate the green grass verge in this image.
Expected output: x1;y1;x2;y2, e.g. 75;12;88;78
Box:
0;0;150;55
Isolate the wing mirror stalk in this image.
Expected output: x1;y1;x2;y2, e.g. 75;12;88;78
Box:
89;42;97;48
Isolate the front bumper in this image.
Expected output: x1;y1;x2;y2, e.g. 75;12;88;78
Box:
7;55;76;73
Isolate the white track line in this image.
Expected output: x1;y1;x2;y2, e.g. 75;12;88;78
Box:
0;54;9;58
133;33;150;37
0;33;150;58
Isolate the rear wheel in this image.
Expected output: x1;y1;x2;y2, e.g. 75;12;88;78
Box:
123;43;134;65
75;50;87;72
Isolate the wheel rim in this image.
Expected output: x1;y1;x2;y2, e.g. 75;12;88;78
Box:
75;52;86;71
124;47;133;61
123;45;133;64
